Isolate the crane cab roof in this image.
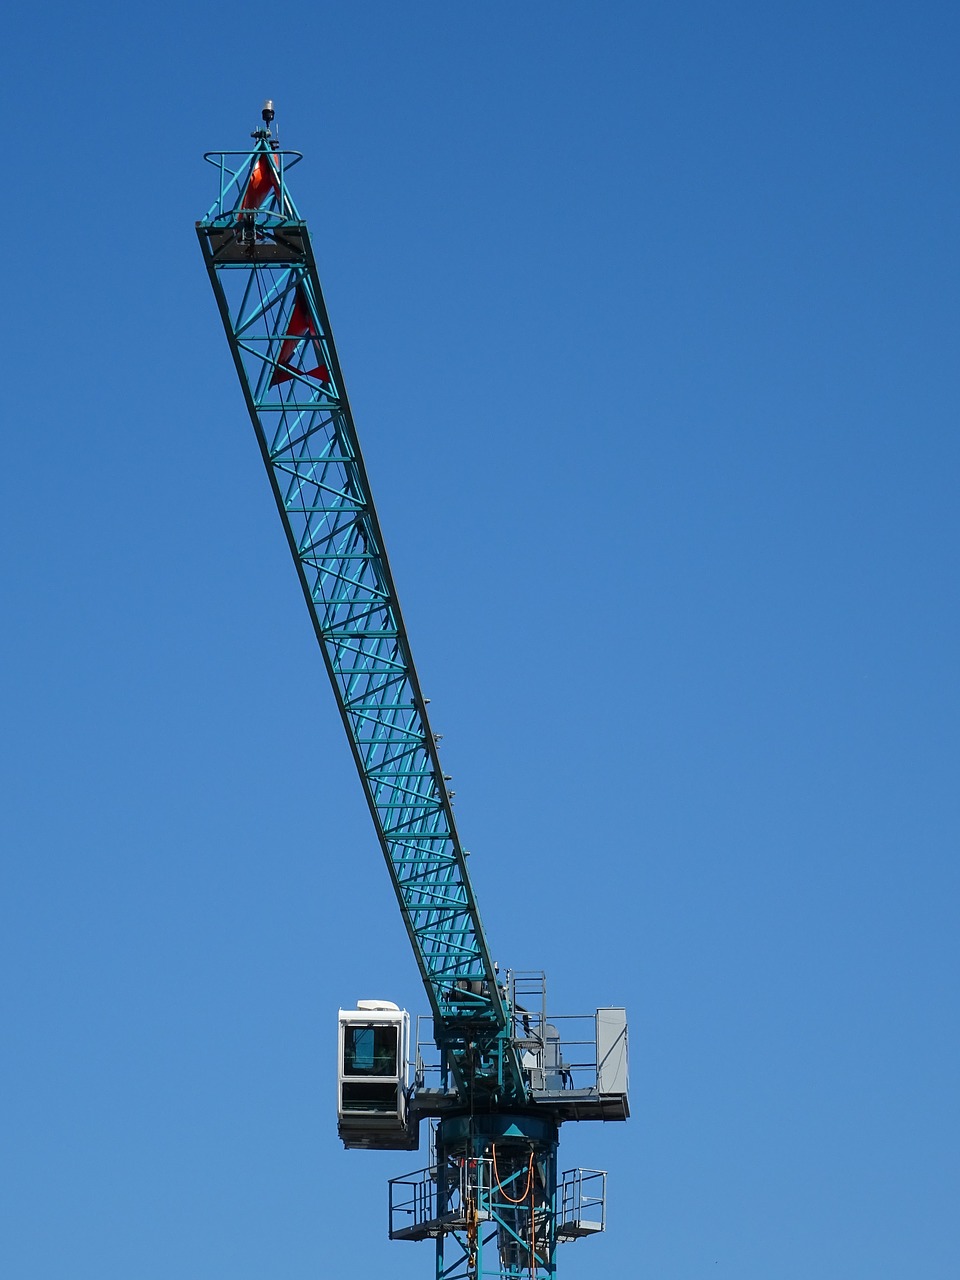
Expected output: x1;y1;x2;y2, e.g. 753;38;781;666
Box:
340;1001;405;1022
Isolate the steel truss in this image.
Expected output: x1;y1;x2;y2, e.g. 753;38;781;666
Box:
196;132;524;1103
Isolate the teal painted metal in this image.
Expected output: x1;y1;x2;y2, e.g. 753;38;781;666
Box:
434;1115;560;1279
389;1115;560;1277
196;122;525;1104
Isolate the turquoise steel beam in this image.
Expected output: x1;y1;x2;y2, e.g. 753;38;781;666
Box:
434;1114;559;1279
196;122;525;1104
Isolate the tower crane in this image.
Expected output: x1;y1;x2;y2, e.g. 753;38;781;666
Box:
196;103;629;1280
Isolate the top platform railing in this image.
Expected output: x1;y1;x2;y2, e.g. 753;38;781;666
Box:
200;147;304;226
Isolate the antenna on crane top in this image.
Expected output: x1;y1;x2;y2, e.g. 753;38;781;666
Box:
252;99;276;141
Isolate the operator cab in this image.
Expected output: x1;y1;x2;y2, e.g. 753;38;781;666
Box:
337;1001;417;1150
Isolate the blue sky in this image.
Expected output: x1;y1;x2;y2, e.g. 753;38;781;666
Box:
2;3;958;1278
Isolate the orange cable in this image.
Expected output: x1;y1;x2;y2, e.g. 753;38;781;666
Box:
491;1145;534;1205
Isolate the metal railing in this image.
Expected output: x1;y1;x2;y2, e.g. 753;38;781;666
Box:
558;1168;606;1240
389;1158;495;1240
413;1008;606;1096
389;1166;438;1239
390;1159;607;1244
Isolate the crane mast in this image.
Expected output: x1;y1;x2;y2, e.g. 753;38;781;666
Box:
197;105;628;1280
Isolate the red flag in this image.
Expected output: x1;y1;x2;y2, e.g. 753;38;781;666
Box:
240;153;280;211
270;287;331;387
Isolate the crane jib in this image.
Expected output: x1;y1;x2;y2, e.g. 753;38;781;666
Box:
196;138;525;1103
